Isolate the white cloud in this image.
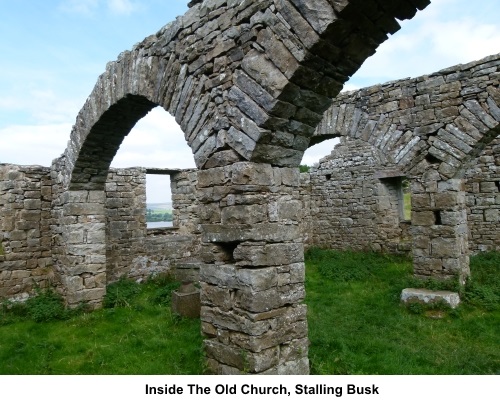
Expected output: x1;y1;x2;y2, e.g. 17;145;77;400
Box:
146;174;172;203
349;0;500;86
0;124;71;166
0;85;83;126
59;0;99;16
429;19;500;63
59;0;140;16
107;0;138;15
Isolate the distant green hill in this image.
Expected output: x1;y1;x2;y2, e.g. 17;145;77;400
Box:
146;203;172;222
147;202;172;210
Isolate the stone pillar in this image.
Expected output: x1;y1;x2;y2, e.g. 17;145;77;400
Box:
52;189;107;308
411;171;469;285
197;162;309;375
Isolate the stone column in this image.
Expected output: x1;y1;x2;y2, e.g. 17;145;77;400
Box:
197;162;309;375
410;171;469;285
52;189;107;308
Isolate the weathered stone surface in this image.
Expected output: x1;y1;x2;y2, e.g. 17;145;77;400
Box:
401;288;460;309
7;1;500;377
315;53;500;180
172;288;201;318
233;243;304;267
201;224;301;243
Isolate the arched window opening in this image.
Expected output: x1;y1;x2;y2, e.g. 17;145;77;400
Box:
110;106;195;230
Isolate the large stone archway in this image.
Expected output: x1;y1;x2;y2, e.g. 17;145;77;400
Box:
51;0;430;374
314;53;500;284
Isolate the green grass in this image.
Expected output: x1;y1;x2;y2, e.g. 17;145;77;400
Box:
0;250;498;374
305;248;500;375
0;276;203;374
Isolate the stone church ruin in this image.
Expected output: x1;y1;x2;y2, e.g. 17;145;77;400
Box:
1;0;500;374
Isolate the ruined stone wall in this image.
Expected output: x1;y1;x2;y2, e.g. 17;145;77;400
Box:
302;137;411;253
314;52;498;282
303;132;500;258
171;169;199;234
0;164;201;300
105;168;201;283
0;164;54;301
105;168;148;282
465;137;500;252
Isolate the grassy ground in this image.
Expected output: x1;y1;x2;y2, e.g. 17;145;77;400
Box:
305;248;500;375
0;250;498;374
0;277;203;374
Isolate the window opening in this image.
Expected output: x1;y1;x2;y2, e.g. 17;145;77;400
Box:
377;175;411;222
109;106;196;231
146;173;173;229
401;178;411;221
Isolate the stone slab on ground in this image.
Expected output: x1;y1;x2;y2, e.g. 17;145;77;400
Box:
401;288;460;309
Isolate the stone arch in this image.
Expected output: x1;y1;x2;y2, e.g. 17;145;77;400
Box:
312;53;500;284
52;0;433;374
61;0;431;183
315;54;500;179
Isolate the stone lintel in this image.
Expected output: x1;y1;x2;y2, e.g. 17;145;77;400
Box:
145;168;185;175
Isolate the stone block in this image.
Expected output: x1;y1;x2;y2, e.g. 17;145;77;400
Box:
234;243;304;267
66;288;106;305
237;267;278;291
412;211;436;226
231;162;274;186
263;358;310;375
401;288;460;308
231;316;308;353
484;209;500;222
200;264;238;288
197;167;227;188
431;237;461;258
201;306;273;336
275;199;302;222
221;205;267;224
434;192;465;209
172;284;200;318
200;284;232;310
438;179;465;192
234;288;281;312
440;211;467;226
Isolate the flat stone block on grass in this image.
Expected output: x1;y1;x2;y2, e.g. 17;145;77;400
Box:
401;288;460;309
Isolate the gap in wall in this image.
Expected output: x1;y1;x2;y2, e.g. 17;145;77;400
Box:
146;174;173;229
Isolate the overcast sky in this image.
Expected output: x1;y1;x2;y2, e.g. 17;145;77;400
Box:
1;0;499;202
